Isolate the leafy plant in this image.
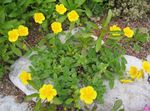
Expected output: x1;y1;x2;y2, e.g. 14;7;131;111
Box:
25;23;126;110
109;0;150;20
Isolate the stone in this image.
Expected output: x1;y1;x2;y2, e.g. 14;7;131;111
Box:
0;95;31;111
9;45;150;111
9;57;37;96
95;55;150;111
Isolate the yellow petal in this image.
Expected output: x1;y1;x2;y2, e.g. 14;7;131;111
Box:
8;29;19;42
129;66;138;79
56;4;67;14
142;61;150;74
120;79;133;83
123;27;134;38
18;25;29;36
67;10;79;22
33;13;45;24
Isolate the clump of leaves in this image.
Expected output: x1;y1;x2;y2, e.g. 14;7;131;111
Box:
0;35;28;78
27;27;126;110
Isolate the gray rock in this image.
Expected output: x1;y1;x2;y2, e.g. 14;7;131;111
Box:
0;95;31;111
95;55;150;111
9;52;150;111
9;57;37;96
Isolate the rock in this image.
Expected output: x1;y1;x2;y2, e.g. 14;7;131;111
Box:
0;95;31;111
147;55;150;62
95;55;150;111
9;57;37;96
9;50;150;111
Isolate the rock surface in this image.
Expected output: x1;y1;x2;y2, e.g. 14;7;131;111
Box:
96;55;150;111
9;57;37;96
9;55;150;111
0;95;31;111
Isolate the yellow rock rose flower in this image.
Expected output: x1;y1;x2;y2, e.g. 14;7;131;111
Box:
51;22;62;34
8;29;19;42
56;4;67;14
39;84;57;102
129;66;138;79
18;25;29;36
67;10;79;22
110;25;121;36
136;69;144;79
123;27;134;38
120;79;133;83
80;86;97;104
34;12;45;24
19;71;32;85
142;61;150;74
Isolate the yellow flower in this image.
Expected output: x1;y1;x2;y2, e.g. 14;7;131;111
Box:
120;79;133;83
39;84;57;102
67;10;79;22
8;29;19;42
123;27;134;38
110;25;121;36
129;66;138;79
136;69;144;79
142;61;150;74
33;12;45;24
18;25;29;36
56;4;67;14
80;86;97;104
19;71;32;85
51;22;62;34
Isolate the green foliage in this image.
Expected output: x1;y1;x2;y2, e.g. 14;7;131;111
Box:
111;99;124;111
84;0;109;17
96;9;112;52
0;0;56;35
109;0;150;20
27;25;126;110
0;35;27;78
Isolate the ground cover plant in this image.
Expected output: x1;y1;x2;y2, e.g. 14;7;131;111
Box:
18;9;149;110
0;0;150;111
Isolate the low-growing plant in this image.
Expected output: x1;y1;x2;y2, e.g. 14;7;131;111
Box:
25;35;126;110
0;28;28;77
109;0;150;20
17;9;150;110
20;11;129;110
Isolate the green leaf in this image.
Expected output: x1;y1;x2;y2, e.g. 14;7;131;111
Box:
34;99;41;111
109;79;114;89
96;34;103;52
67;0;75;9
65;98;73;104
28;80;40;90
11;45;22;56
24;93;39;101
0;6;5;23
112;99;123;111
84;6;93;18
75;0;86;8
3;0;12;4
59;0;69;8
58;16;67;23
44;0;56;3
92;0;103;2
102;9;112;28
53;98;63;105
96;10;112;52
